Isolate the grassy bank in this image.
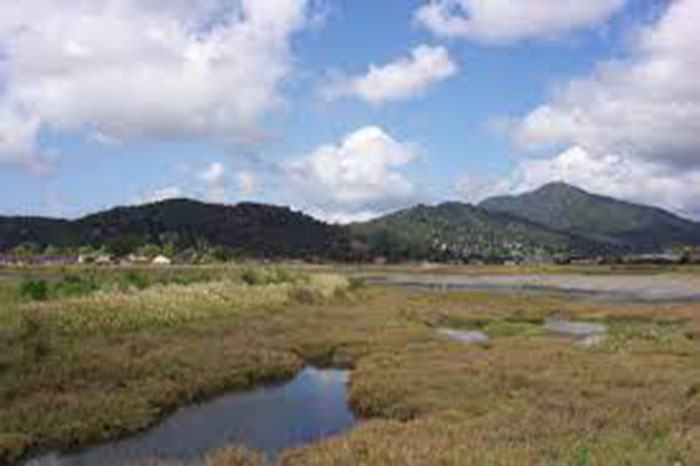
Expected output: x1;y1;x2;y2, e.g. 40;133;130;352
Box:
1;267;700;465
0;268;351;464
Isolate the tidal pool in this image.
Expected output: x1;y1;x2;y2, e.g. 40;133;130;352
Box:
544;319;607;346
27;367;356;466
436;328;489;344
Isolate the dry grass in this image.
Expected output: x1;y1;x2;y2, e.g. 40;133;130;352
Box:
142;447;266;466
1;268;700;465
0;272;350;464
277;290;700;466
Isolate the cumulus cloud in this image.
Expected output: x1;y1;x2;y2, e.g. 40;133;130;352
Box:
469;0;700;218
199;162;228;203
286;126;419;221
137;162;262;206
513;0;700;169
415;0;625;43
0;108;53;173
0;0;314;168
235;171;258;197
307;209;384;225
143;186;185;204
321;45;457;106
464;146;700;220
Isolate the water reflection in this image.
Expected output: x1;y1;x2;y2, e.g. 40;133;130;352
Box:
27;367;356;465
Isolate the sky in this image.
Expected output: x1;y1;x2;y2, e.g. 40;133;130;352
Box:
1;0;699;222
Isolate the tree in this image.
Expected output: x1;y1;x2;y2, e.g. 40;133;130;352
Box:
43;245;63;256
106;234;142;257
136;244;162;259
11;243;41;256
162;242;176;258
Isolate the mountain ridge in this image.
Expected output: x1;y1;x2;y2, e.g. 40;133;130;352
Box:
2;183;700;260
479;182;700;250
0;198;352;260
350;200;606;262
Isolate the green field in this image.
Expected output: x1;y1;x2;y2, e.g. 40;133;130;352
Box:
1;265;699;465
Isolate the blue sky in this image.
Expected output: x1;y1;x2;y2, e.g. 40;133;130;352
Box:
1;0;698;221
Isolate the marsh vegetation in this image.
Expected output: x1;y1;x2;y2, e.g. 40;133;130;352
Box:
1;265;699;465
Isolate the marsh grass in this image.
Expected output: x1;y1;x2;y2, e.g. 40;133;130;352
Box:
0;271;349;464
281;289;700;465
1;271;700;465
16;267;246;302
142;446;267;466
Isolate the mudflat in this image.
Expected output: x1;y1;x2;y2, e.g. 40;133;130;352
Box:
370;273;700;301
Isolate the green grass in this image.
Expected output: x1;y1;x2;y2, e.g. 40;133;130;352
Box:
1;267;700;465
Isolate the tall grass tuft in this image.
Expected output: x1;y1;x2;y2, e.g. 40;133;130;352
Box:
20;273;350;335
20;280;48;301
241;267;305;286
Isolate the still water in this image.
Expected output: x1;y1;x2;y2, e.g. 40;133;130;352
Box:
27;367;356;465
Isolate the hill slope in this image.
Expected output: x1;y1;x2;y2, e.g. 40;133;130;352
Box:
480;182;700;251
0;217;79;251
1;199;351;260
3;184;699;261
351;202;595;262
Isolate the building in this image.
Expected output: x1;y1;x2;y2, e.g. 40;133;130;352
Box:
152;255;172;266
95;255;113;265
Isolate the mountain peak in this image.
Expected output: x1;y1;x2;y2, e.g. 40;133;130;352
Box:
529;182;593;200
536;181;581;192
480;182;700;250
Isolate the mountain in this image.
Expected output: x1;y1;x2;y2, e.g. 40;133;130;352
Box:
3;184;699;262
350;202;598;262
0;199;351;260
0;217;79;251
480;182;700;251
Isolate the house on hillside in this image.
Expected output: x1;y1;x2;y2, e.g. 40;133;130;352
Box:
95;254;113;265
38;255;79;266
152;255;172;266
568;257;603;266
623;253;682;264
127;254;150;265
0;254;78;266
0;254;19;266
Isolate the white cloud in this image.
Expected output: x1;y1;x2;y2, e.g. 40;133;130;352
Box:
0;0;314;169
321;45;457;106
199;162;228;203
473;0;700;219
415;0;625;43
0;107;53;173
144;186;185;203
236;171;258;197
461;146;700;220
513;0;700;170
307;209;382;225
137;162;255;205
286;126;419;221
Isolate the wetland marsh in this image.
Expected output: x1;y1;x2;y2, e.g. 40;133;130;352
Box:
1;265;700;465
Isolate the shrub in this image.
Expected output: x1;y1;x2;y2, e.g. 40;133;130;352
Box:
20;280;48;301
18;313;50;362
307;274;350;299
241;268;264;285
53;275;100;298
0;433;33;465
688;381;700;399
349;276;365;290
290;285;322;305
121;270;151;290
241;267;302;286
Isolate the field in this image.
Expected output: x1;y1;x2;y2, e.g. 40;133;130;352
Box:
1;265;700;465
